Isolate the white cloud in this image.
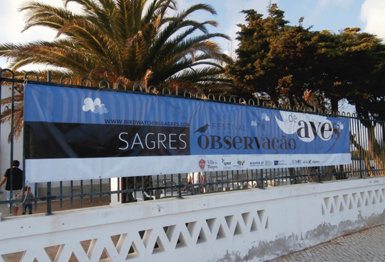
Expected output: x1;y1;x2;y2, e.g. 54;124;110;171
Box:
361;0;385;41
0;0;69;44
223;0;270;56
0;0;83;69
82;97;108;114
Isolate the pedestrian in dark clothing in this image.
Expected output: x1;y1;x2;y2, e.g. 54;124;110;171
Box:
0;160;24;215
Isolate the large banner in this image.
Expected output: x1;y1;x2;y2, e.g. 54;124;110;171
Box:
24;84;351;182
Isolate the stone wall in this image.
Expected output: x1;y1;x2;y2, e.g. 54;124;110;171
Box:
0;177;384;261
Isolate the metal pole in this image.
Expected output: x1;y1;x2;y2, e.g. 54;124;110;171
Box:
10;73;15;214
0;69;2;157
177;173;183;199
46;182;53;215
260;170;264;189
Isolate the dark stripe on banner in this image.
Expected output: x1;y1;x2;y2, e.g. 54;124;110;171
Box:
25;122;190;159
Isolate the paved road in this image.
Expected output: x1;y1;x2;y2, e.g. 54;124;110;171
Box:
268;224;385;262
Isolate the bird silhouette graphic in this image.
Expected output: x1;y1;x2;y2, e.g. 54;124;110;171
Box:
333;127;341;138
194;124;209;134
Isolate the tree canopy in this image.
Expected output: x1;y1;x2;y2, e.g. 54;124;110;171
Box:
226;4;385;121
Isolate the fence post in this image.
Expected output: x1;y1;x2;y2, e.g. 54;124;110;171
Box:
10;73;16;214
46;182;53;215
317;167;322;183
260;170;264;189
178;173;183;199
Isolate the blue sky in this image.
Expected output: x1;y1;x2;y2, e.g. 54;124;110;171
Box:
178;0;383;57
0;0;384;70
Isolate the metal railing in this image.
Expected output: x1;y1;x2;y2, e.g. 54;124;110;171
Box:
1;69;384;216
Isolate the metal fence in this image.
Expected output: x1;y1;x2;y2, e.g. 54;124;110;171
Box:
1;69;384;216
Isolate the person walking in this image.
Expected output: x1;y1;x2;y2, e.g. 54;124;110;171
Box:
0;160;24;215
22;186;34;215
184;172;205;195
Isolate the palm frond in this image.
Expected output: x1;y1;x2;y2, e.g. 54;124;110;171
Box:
1;0;234;138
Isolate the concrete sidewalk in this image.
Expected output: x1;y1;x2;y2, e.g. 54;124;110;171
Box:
268;224;385;262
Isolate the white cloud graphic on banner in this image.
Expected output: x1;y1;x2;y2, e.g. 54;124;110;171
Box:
82;97;108;114
250;113;270;127
262;113;270;122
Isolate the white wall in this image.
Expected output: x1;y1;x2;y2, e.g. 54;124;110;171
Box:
0;177;384;261
0;84;24;176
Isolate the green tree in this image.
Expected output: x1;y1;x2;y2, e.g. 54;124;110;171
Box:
313;28;385;115
226;3;385;174
226;4;385;116
314;28;385;173
226;4;317;107
1;0;231;91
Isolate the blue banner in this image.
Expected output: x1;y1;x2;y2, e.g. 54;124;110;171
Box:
24;84;351;182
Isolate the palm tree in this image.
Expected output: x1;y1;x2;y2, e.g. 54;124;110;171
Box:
1;0;232;138
1;0;231;91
